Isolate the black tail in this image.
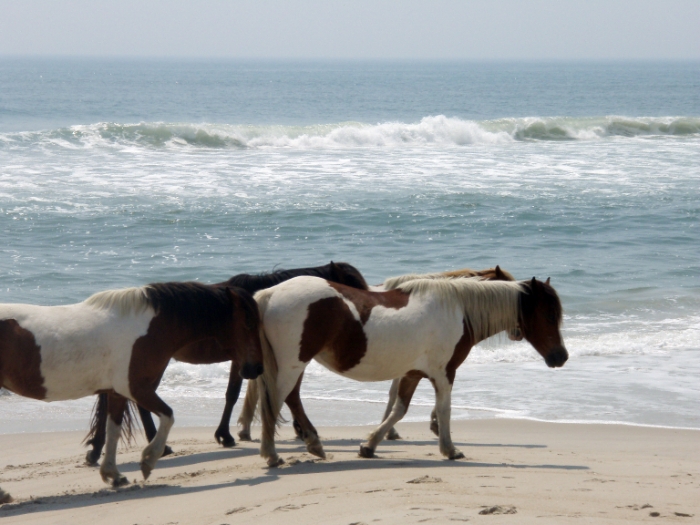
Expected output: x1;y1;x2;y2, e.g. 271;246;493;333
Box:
83;394;140;447
119;400;138;445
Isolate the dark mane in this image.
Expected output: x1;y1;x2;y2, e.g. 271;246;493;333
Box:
145;282;235;332
219;261;368;294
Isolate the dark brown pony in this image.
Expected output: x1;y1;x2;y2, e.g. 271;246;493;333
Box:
0;282;263;500
84;261;368;465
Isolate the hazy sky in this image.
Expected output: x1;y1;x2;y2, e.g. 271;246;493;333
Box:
1;0;699;60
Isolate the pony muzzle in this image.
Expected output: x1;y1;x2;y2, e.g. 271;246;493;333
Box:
545;347;568;368
240;362;264;380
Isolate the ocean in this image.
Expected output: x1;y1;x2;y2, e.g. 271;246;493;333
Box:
1;59;698;435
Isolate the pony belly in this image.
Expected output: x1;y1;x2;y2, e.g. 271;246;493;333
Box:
314;345;424;382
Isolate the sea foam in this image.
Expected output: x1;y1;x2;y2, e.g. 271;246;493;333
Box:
1;115;699;151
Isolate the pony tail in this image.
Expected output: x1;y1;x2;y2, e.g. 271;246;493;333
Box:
238;378;259;426
120;400;137;445
257;320;289;461
258;322;282;430
83;394;107;446
83;395;138;447
252;287;286;459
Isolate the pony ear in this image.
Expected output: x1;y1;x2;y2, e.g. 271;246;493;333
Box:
531;277;537;288
225;287;240;303
495;265;505;279
545;277;551;285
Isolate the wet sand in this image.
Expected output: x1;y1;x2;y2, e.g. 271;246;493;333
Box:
1;419;698;524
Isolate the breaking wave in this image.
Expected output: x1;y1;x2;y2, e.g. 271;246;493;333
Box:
2;115;699;151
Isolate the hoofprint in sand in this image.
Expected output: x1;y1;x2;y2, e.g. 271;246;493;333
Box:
1;420;698;525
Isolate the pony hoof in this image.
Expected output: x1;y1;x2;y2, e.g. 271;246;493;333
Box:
162;445;174;457
237;431;252;442
112;476;130;488
358;445;375;458
387;428;401;440
85;450;100;466
221;436;236;448
306;442;326;459
448;451;465;460
140;461;154;480
215;430;236;447
0;491;13;505
266;456;285;468
430;421;440;437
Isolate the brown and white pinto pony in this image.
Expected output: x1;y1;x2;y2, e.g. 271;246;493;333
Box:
0;282;262;503
237;266;518;448
254;275;567;467
84;261;368;465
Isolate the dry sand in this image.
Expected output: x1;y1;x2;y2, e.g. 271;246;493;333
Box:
0;419;698;524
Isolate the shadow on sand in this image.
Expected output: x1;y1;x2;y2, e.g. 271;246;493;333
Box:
0;439;587;517
316;437;548;449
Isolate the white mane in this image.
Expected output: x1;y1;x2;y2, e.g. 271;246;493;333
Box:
396;278;524;341
383;271;478;290
84;286;152;316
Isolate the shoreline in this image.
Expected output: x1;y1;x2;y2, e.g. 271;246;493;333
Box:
2;412;700;436
1;419;698;524
2;387;699;436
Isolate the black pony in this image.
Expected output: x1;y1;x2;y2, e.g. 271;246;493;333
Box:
85;261;368;465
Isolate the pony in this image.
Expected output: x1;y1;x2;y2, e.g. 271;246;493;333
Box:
253;275;567;467
84;261;368;465
0;281;263;502
236;266;519;448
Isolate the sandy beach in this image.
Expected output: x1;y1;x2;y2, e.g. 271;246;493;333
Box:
0;419;697;524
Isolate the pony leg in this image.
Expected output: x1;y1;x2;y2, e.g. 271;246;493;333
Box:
360;373;422;458
290;371;306;440
99;393;129;487
214;362;243;447
430;407;439;436
0;486;12;505
384;379;402;440
237;378;258;441
137;404;173;457
432;376;463;460
284;373;324;459
85;393;108;465
131;390;174;480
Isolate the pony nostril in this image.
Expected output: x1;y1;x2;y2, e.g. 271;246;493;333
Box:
255;364;263;376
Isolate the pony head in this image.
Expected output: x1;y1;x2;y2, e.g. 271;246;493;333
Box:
329;261;369;291
224;287;264;380
518;277;568;368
